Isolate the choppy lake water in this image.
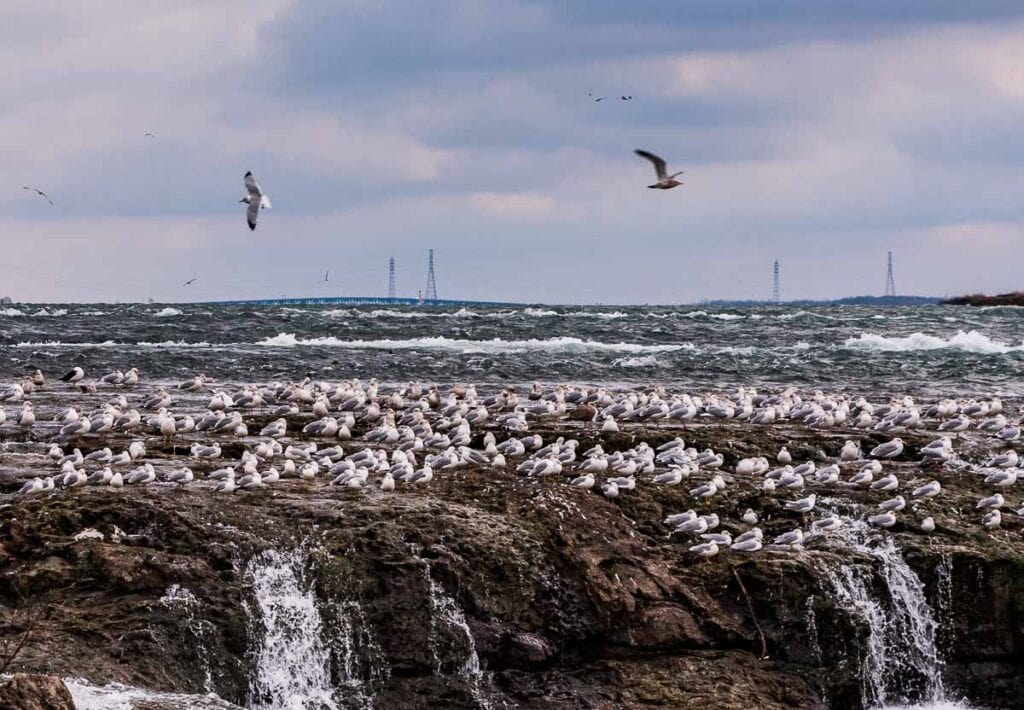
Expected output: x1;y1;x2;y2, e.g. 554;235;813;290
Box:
3;303;1023;398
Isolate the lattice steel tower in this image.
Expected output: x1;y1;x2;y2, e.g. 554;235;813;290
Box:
772;260;781;303
885;251;896;297
388;257;396;299
425;249;438;301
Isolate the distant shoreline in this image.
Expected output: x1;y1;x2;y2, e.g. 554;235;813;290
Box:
943;292;1024;306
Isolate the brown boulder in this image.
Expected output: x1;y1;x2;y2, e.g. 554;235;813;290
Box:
0;673;75;710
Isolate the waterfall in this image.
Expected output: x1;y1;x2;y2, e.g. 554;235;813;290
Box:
822;521;947;709
245;548;341;710
244;546;387;710
422;563;495;709
160;584;216;693
804;596;822;665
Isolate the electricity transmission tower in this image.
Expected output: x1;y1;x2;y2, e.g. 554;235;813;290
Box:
388;257;396;299
425;249;438;300
885;251;896;297
772;260;781;303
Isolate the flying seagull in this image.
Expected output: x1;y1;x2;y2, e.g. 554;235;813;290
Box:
635;150;684;189
22;186;53;205
183;278;197;286
144;133;156;138
324;270;330;282
620;96;632;101
588;92;607;102
240;171;271;231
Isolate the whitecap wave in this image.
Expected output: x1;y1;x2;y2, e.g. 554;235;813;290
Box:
5;307;70;317
777;310;835;321
522;308;628;319
14;340;213;348
361;309;434;319
843;330;1023;354
613;355;662;368
154;307;182;317
256;333;690;354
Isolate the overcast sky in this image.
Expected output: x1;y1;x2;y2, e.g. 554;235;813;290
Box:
4;1;1024;304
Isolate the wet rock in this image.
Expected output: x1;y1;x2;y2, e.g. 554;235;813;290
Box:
0;422;1021;708
0;673;74;710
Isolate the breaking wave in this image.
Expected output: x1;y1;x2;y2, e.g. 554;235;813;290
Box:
843;330;1024;354
256;333;690;354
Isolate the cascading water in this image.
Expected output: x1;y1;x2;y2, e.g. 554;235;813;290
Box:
160;584;216;692
244;546;388;710
246;548;340;710
422;562;495;709
823;520;947;709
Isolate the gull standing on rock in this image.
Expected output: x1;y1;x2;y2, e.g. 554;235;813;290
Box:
241;171;271;231
870;438;904;459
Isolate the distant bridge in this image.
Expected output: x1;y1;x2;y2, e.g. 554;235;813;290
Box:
198;296;527;308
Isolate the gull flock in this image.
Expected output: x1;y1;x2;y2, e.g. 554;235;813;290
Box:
2;369;1021;562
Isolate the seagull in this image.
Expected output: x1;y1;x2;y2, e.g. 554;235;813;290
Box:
22;186;53;205
870;438;904;459
620;95;632;101
183;278;197;286
61;367;85;384
976;493;1004;510
688;540;719;560
588;93;607;102
785;494;816;515
635;149;684;190
911;480;941;499
241;171;271;231
144;133;156;138
324;270;330;282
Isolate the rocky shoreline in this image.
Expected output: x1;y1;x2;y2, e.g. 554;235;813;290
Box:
1;415;1022;709
943;292;1024;307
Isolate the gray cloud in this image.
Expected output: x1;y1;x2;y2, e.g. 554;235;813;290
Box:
1;1;1024;303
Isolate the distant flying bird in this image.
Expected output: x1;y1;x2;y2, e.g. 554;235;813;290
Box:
588;92;607;102
22;186;53;205
183;278;197;286
634;149;684;189
324;270;329;282
240;171;271;231
620;96;632;101
144;133;156;138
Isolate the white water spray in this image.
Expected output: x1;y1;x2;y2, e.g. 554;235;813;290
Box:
160;584;216;692
246;548;340;710
244;546;387;710
422;563;494;709
823;521;947;709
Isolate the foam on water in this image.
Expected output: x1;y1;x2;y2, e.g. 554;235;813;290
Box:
154;307;183;317
65;678;239;709
613;355;661;368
